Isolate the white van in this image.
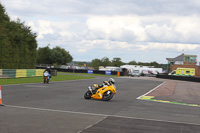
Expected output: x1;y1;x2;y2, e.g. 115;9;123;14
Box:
131;70;140;77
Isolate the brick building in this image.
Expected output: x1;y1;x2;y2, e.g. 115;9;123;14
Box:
166;53;200;77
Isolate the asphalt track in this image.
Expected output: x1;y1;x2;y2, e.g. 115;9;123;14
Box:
0;76;200;133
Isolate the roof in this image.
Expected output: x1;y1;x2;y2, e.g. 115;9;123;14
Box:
166;54;184;62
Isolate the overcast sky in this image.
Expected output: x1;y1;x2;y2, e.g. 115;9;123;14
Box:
1;0;200;63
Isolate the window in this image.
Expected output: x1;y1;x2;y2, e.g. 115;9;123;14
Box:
190;57;196;62
171;71;176;74
186;71;190;73
185;57;190;62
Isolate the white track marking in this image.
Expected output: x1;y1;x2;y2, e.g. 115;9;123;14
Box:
5;105;110;117
5;104;200;126
136;81;166;99
77;117;107;133
24;85;47;88
1;78;95;86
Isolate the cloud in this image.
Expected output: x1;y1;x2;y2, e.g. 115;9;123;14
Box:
2;0;200;63
4;0;200;17
137;42;200;52
86;16;145;42
30;20;54;39
86;15;200;44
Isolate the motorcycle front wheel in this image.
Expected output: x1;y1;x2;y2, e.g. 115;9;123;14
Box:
102;91;114;101
84;91;92;99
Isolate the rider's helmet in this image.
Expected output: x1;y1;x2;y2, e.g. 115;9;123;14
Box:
108;78;115;84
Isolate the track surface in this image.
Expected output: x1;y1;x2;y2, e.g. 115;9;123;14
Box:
1;76;200;133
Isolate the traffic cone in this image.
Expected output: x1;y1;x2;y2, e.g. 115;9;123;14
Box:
0;85;4;106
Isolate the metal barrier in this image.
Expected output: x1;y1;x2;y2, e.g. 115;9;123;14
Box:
36;67;124;76
51;70;57;76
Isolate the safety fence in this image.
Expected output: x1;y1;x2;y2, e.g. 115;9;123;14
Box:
36;67;124;76
156;74;200;82
0;69;45;78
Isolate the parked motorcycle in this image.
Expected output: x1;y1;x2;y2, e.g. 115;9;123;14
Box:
84;84;117;101
43;71;50;83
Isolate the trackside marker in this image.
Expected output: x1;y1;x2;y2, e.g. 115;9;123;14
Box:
0;85;4;106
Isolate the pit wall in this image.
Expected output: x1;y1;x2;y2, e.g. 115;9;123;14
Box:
0;69;45;78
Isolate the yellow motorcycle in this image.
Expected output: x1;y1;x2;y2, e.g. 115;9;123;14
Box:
84;84;117;101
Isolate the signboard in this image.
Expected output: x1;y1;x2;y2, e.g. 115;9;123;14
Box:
105;71;111;75
87;70;93;74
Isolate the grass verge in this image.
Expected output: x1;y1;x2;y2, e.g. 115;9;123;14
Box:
0;74;94;85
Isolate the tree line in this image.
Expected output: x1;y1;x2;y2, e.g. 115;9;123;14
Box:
37;45;73;67
74;57;167;70
0;3;37;69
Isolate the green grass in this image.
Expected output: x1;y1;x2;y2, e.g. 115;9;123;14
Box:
0;74;94;85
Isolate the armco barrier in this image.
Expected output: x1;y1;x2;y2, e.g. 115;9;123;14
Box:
156;74;200;82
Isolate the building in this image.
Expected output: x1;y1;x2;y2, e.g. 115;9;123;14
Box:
166;53;200;77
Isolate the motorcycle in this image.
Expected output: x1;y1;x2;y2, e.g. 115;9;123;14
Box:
43;71;50;83
84;84;117;101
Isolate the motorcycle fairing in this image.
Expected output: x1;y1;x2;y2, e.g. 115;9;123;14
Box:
91;85;116;100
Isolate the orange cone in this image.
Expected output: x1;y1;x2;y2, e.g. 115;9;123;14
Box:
0;85;4;106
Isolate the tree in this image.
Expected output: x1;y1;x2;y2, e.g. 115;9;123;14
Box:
0;3;37;69
37;45;52;64
150;61;159;68
91;59;102;68
111;57;124;67
51;46;73;65
36;46;73;66
128;60;137;65
101;57;111;67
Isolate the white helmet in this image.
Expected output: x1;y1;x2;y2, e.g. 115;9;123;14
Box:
108;78;115;84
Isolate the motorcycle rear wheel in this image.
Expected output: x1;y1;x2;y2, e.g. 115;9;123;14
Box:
84;91;92;99
102;91;114;101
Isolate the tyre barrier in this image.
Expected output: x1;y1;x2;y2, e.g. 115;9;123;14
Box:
0;69;45;78
156;74;200;83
